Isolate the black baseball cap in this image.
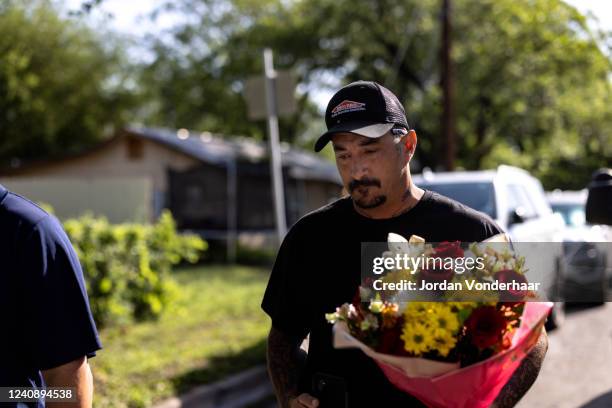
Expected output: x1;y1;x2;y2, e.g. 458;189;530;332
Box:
314;80;410;152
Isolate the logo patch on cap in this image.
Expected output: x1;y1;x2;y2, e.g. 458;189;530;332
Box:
330;100;366;118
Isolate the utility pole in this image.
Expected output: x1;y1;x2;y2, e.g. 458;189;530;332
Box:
441;0;456;171
263;48;288;243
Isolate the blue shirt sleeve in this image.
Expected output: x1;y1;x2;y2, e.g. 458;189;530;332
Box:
19;214;102;371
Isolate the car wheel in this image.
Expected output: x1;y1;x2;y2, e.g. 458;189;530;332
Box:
545;301;565;331
594;264;609;305
546;261;565;331
590;274;608;305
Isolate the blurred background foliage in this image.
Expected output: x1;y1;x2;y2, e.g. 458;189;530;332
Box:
0;0;610;189
64;210;207;327
0;0;138;164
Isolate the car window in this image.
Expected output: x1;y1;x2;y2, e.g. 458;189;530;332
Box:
506;184;537;218
418;182;497;219
551;204;586;227
522;177;551;216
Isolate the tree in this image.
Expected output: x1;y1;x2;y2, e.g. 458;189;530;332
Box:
0;0;136;167
453;0;612;189
141;0;612;188
139;0;327;146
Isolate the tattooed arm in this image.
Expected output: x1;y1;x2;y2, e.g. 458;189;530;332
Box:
267;325;314;408
492;330;548;408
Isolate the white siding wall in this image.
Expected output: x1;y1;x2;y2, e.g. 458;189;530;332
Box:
0;177;152;223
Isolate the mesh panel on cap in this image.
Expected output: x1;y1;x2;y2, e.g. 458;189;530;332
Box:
378;84;409;128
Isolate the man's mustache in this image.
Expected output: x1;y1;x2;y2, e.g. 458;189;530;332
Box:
348;177;381;192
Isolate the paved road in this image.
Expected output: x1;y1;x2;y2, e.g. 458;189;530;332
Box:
517;303;612;408
257;304;612;408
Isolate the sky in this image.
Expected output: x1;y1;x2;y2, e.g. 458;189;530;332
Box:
565;0;612;32
63;0;175;47
63;0;612;107
65;0;612;34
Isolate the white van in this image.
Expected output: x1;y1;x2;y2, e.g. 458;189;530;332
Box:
413;165;566;329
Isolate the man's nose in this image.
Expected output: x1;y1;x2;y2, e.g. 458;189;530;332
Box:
350;159;369;179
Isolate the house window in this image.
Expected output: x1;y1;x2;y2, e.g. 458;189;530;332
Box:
127;137;143;160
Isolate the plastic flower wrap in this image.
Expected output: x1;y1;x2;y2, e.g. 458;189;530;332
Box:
326;233;552;408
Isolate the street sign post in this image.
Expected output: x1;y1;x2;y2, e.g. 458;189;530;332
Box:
244;50;296;244
263;48;288;243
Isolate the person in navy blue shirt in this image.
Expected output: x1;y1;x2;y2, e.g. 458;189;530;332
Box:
0;184;102;407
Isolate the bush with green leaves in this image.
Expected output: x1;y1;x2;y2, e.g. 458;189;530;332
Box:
63;210;207;327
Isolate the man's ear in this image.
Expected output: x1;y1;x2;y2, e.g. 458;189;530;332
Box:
404;130;417;159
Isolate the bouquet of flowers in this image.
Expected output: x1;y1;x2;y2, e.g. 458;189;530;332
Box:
326;233;551;408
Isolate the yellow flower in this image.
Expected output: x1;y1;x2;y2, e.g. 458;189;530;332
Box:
447;301;477;311
429;304;460;333
433;332;457;357
403;303;426;326
401;323;434;355
404;301;428;316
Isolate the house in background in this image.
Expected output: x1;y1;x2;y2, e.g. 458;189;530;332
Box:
0;127;342;247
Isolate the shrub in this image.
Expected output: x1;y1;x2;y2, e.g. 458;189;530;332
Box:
64;210;207;327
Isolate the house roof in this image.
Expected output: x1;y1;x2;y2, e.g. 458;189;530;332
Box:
126;127;341;184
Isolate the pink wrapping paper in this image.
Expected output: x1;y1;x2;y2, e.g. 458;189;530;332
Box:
373;302;552;408
333;302;552;408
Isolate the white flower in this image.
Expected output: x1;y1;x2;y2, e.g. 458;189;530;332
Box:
388;232;409;254
388;233;427;259
408;235;426;244
338;303;358;320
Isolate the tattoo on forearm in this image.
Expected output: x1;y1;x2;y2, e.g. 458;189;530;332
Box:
267;326;307;408
494;331;548;408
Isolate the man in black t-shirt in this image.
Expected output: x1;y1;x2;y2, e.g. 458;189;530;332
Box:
0;185;101;407
262;81;547;408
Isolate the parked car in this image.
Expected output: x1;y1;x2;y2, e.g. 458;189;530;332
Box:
547;190;612;304
413;165;566;329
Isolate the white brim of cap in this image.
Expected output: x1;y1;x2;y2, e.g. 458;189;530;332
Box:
314;122;395;151
349;123;394;138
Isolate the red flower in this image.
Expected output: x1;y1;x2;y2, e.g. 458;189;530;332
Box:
465;306;508;349
434;241;464;259
377;325;405;355
419;263;455;285
352;289;362;306
494;269;528;301
419;242;463;285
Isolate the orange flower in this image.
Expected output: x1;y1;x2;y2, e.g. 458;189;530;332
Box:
381;303;400;329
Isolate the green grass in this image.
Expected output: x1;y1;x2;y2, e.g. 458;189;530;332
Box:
91;264;271;408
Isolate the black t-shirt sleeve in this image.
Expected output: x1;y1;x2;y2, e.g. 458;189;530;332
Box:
261;223;311;341
481;216;504;240
422;191;505;242
21;215;102;370
456;213;504;243
448;196;505;242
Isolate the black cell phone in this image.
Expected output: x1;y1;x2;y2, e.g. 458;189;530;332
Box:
311;372;348;408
